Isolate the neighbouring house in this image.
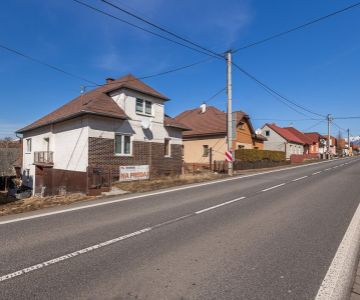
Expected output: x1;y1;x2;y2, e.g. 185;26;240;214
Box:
283;127;314;154
304;132;326;155
261;123;305;159
16;74;189;196
174;104;266;164
322;136;337;156
0;139;21;191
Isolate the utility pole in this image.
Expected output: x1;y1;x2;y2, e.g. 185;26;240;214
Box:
226;50;233;176
327;114;332;159
348;128;350;156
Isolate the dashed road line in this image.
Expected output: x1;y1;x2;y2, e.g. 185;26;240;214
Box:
261;183;286;192
292;176;308;182
313;171;322;175
195;197;246;214
0;195;248;283
325;168;332;171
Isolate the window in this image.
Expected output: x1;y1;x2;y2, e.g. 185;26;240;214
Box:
145;101;152;115
135;98;152;115
265;130;270;137
115;134;132;155
202;145;209;157
164;138;171;157
238;122;244;130
26;138;32;153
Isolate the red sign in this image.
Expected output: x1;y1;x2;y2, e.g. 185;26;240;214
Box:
225;151;234;162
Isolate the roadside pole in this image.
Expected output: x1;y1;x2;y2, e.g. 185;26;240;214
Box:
226;50;233;176
327;114;332;159
348;128;350;156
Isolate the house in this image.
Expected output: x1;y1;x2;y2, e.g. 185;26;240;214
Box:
261;123;305;159
0;139;21;191
322;136;337;156
304;132;326;155
16;74;189;196
174;104;266;164
283;127;314;154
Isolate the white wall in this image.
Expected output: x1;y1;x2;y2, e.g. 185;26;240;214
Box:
22;118;89;189
89;88;182;145
261;125;304;159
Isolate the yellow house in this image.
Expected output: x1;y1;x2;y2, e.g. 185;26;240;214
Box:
175;105;266;164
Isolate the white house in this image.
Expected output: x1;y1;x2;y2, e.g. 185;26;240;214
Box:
17;74;189;196
261;123;305;159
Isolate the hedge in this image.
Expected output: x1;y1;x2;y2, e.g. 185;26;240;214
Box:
234;149;285;162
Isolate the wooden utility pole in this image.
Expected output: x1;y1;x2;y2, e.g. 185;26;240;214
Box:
327;114;332;159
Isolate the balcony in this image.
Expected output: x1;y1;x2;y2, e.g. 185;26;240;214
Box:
34;151;54;166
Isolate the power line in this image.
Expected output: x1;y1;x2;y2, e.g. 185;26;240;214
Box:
302;120;326;132
100;0;224;59
333;116;360;119
86;57;214;88
233;1;360;52
204;87;227;104
0;43;99;86
231;61;326;118
73;0;221;59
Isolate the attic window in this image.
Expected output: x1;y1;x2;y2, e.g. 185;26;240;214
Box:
265;130;270;137
136;98;152;115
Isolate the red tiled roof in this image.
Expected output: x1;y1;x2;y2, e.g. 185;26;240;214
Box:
17;74;169;133
304;132;323;143
284;127;313;145
266;123;305;144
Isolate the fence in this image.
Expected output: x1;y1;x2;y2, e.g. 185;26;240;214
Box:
213;159;291;173
87;167;112;196
290;154;320;163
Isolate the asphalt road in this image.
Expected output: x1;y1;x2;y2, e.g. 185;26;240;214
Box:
1;158;360;299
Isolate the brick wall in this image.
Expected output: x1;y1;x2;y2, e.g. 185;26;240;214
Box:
88;137;183;179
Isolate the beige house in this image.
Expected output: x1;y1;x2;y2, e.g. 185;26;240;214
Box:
175;105;266;164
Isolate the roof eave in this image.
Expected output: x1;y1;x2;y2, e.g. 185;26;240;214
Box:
16;110;128;133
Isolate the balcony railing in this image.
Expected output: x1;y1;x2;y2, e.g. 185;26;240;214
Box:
34;151;54;165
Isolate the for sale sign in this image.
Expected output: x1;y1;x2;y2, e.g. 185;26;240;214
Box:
119;165;150;181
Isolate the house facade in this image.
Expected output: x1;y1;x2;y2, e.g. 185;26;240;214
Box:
304;132;325;155
261;124;305;159
17;74;188;196
175;105;266;164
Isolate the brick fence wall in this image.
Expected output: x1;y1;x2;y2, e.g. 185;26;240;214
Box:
88;137;183;179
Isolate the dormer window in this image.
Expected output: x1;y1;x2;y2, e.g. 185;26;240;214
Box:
136;98;152;115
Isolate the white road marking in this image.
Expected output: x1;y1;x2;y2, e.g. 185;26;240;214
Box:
261;183;286;192
0;227;152;283
0;158;355;226
315;202;360;300
292;176;308;182
325;168;332;171
195;197;246;214
0;195;249;282
333;166;338;169
313;171;322;175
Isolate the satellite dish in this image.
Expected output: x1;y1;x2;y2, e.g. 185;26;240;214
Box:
141;119;151;130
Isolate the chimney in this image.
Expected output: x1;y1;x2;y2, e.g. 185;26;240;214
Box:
200;103;207;113
106;77;115;84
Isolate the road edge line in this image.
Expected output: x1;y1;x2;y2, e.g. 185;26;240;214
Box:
315;202;360;300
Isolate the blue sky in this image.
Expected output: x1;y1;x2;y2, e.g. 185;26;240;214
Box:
1;0;360;138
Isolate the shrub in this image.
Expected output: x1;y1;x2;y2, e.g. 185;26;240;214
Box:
234;149;285;162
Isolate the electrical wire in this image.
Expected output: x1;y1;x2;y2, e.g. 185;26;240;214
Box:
0;43;99;86
73;0;221;59
233;1;360;52
204;87;227;104
86;57;214;88
302;120;326;132
100;0;224;59
231;61;326;118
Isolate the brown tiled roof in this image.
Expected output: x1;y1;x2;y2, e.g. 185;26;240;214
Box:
175;106;254;137
164;115;191;131
17;74;169;133
175;106;227;137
